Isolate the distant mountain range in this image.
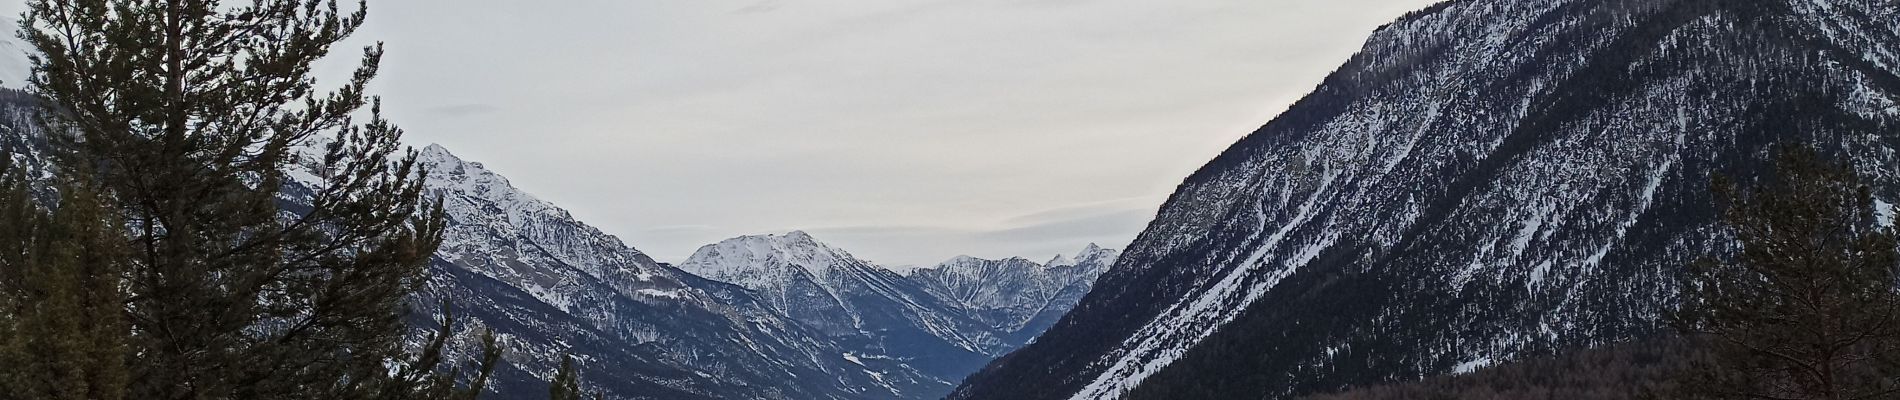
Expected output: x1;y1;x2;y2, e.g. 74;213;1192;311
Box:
909;244;1117;345
349;141;1122;399
679;232;1117;393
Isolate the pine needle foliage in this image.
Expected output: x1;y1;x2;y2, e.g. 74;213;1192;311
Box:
0;0;504;398
1671;147;1900;400
0;156;131;400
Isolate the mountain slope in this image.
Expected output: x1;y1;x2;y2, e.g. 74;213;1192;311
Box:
951;0;1900;399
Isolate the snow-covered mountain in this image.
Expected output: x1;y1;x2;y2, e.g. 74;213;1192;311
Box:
681;232;995;351
951;0;1900;399
286;141;939;399
909;245;1118;343
679;232;1119;398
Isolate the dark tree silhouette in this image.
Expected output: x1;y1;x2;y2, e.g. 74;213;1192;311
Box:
0;160;131;400
1671;147;1900;400
1298;341;1696;400
550;355;582;400
0;0;502;398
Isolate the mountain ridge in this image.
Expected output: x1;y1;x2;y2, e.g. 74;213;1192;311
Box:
679;230;1120;398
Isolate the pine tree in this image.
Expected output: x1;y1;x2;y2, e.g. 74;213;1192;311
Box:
0;156;130;400
1671;147;1900;399
550;354;582;400
377;305;502;400
13;0;499;398
0;153;36;395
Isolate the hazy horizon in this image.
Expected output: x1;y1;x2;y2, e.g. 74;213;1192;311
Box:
0;0;1441;266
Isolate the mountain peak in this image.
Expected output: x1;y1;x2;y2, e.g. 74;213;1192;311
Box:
936;255;1040;269
733;230;839;256
415;143;493;182
417;142;459;162
1045;254;1076;268
1058;243;1119;269
945;255;986;265
679;231;869;286
1049;244;1112;267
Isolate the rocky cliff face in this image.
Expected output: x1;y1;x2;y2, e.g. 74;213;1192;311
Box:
951;0;1900;399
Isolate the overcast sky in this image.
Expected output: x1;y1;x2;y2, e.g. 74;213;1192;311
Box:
0;0;1439;266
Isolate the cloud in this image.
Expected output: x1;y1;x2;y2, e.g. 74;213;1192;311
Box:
988;208;1150;244
1001;195;1168;227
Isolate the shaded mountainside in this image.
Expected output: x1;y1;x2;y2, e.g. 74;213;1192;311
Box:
952;0;1900;399
679;232;1119;398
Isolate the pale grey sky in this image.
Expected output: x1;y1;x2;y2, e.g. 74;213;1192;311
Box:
1;0;1440;266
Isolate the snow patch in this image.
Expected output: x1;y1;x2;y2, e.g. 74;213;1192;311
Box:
1452;357;1494;374
1877;199;1895;227
636;288;682;299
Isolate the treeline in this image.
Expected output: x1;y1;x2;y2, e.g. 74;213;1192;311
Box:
1298;341;1697;400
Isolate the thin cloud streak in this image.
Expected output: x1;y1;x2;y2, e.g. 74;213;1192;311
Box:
788;196;1161;266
